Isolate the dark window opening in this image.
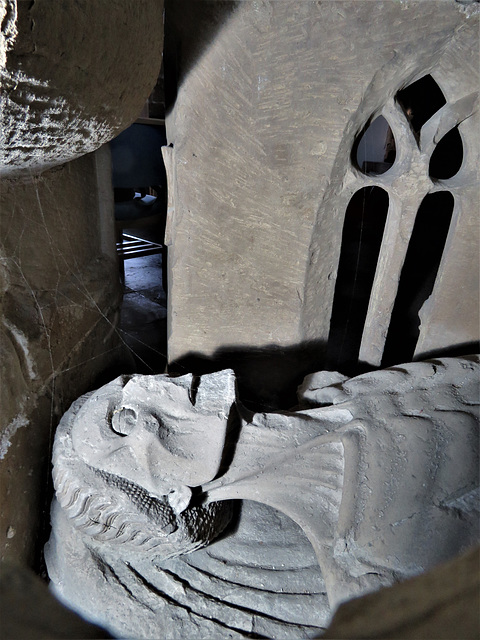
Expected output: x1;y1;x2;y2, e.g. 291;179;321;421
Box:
353;115;396;175
382;191;454;367
429;127;464;180
110;121;168;374
396;75;446;139
328;187;389;373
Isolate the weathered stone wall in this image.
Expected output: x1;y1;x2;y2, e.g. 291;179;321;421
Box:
165;0;479;406
0;149;124;564
0;1;165;564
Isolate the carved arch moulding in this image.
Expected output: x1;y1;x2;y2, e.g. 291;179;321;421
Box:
302;17;479;372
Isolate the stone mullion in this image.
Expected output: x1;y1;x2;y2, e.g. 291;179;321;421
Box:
358;99;432;367
357;186;419;366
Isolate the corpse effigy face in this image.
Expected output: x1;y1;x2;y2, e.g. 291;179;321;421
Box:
50;370;237;559
46;357;480;639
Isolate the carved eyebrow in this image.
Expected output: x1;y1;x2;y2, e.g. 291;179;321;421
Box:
154;407;194;422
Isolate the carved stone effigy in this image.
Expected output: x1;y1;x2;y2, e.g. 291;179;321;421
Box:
45;356;480;639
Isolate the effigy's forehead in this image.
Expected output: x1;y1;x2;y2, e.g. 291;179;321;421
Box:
74;373;197;433
77;370;235;417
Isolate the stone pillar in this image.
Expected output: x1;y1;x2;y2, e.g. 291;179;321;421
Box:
0;150;124;564
0;0;165;564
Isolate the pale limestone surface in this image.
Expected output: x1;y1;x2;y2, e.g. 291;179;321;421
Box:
165;1;479;402
46;357;479;638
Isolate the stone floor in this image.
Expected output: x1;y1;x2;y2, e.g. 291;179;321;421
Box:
118;232;167;374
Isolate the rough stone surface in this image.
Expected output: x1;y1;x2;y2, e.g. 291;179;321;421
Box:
323;545;480;640
0;0;165;566
0;1;17;69
46;356;479;638
0;1;164;176
165;1;479;404
0;148;124;565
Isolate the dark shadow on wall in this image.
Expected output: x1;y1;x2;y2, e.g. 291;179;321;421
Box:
171;340;480;413
170;341;328;412
413;342;480;363
164;0;239;115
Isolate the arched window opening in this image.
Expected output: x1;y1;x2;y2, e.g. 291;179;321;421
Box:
396;75;446;139
328;187;389;373
382;191;454;367
353;116;396;175
429;127;464;180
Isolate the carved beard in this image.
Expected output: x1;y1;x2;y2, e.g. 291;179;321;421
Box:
52;394;233;560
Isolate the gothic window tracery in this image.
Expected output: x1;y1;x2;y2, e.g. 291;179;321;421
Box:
329;75;470;371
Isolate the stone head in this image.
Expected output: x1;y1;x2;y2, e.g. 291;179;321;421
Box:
51;369;237;558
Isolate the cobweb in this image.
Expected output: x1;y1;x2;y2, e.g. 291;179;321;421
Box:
0;165;170;565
